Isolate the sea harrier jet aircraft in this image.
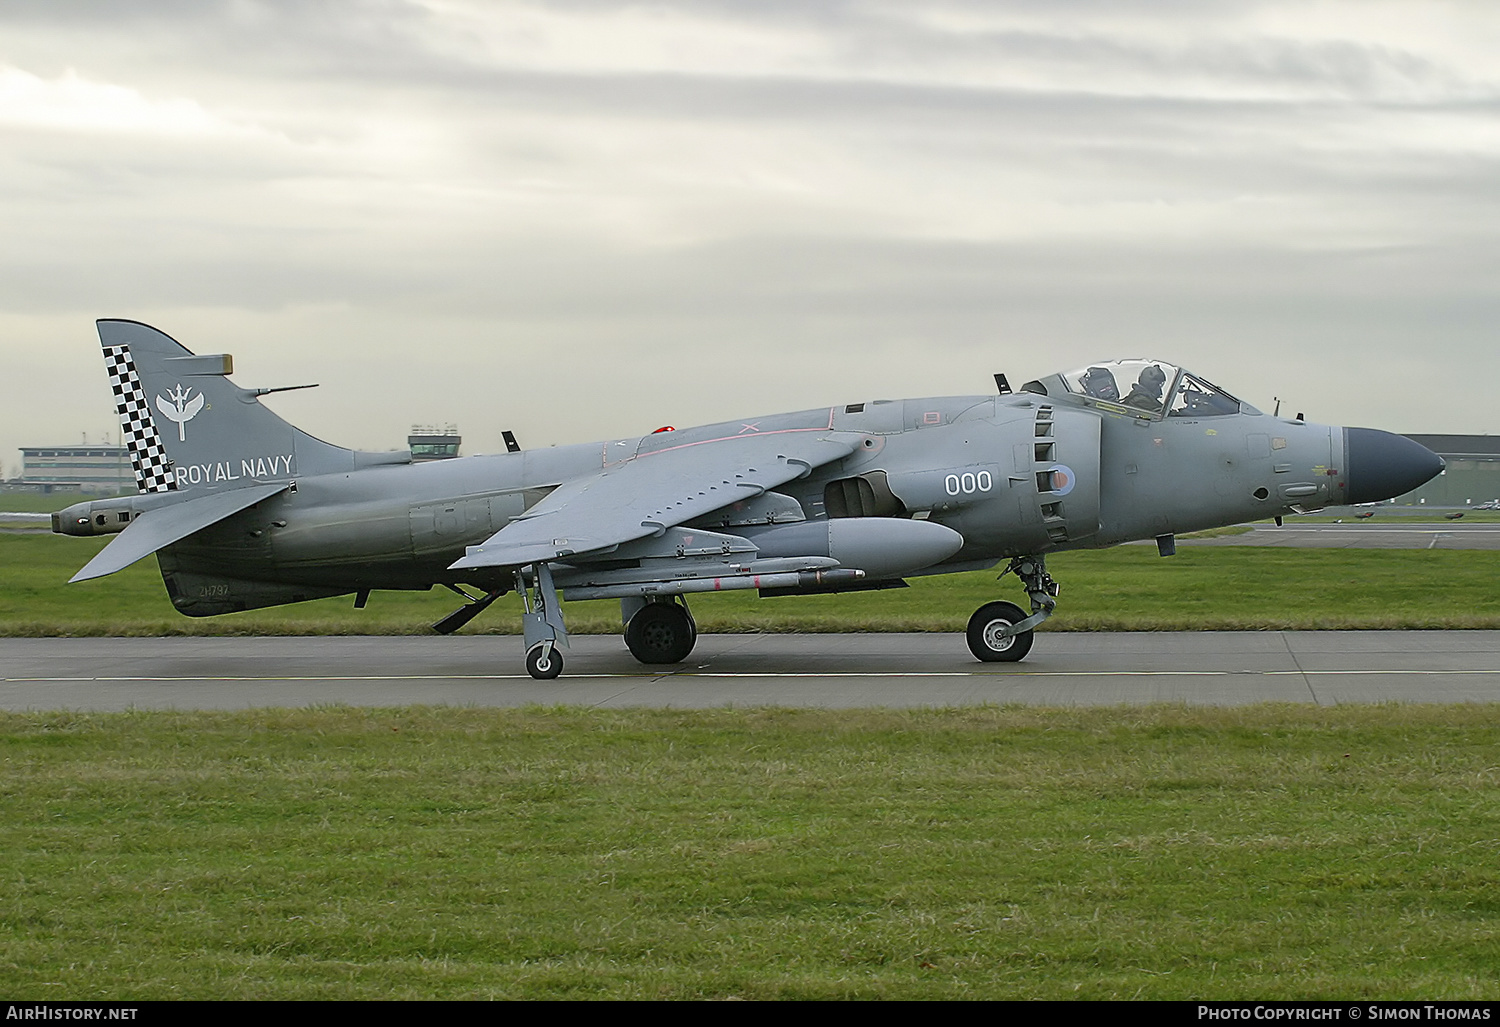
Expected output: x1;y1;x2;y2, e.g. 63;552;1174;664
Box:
54;320;1444;678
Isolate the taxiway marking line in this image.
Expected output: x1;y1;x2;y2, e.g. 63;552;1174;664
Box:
7;669;1500;684
7;673;970;682
1267;527;1500;532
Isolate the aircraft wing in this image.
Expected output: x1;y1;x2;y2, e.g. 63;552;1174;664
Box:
70;483;290;582
449;428;861;571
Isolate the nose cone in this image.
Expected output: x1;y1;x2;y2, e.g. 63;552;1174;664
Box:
1343;428;1445;504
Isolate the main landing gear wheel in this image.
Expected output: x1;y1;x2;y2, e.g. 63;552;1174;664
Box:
966;601;1034;663
526;645;563;680
625;601;697;665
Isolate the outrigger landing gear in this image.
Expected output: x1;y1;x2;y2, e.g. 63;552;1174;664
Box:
966;555;1059;663
519;563;569;680
622;596;697;665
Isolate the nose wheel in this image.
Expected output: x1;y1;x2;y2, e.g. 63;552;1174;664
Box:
966;602;1034;662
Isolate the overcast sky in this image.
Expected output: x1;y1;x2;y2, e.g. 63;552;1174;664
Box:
3;1;1498;476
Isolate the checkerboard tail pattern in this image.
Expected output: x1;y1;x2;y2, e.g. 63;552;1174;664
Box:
104;344;177;493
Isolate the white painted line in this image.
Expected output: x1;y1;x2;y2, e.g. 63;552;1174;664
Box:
7;669;1500;684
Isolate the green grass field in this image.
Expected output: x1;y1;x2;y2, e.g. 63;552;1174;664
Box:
5;530;1499;999
1;705;1495;1000
4;532;1498;635
0;495;81;513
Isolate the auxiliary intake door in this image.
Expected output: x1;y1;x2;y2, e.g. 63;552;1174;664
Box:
1030;404;1101;546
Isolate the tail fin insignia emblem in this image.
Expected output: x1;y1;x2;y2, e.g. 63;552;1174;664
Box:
155;384;205;441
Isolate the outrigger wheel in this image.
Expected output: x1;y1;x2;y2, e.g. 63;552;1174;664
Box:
526;643;563;680
625;598;697;665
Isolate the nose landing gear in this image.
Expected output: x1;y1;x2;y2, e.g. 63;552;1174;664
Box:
966;555;1058;663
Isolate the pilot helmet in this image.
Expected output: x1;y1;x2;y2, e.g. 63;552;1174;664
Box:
1139;364;1167;391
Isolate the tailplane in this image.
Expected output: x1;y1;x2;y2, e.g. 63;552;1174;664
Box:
98;319;402;495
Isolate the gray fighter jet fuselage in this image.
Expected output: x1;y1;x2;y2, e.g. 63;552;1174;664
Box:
55;322;1445;678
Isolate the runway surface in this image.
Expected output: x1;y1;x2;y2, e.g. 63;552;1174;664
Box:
1181;520;1500;549
4;631;1499;711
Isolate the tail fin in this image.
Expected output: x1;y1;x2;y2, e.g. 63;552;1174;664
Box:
98;319;398;495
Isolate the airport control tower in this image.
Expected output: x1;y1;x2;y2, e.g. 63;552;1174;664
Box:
407;425;461;462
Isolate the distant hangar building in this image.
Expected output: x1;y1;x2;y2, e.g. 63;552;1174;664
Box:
13;445;134;495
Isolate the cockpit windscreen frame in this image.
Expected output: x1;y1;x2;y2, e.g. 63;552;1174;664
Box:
1057;360;1256;419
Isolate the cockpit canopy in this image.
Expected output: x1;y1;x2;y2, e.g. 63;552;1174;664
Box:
1022;360;1256;418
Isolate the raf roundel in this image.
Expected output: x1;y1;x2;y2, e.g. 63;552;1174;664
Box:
1047;464;1077;496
